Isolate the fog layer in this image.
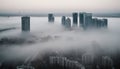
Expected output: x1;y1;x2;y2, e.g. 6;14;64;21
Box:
0;17;120;62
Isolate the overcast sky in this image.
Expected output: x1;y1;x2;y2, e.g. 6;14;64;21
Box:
0;0;120;14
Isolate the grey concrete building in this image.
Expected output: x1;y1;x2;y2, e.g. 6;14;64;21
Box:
79;12;92;28
21;16;30;31
48;13;54;22
61;16;66;25
72;12;78;25
65;18;71;28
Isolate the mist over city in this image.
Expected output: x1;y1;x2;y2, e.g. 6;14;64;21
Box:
0;0;120;69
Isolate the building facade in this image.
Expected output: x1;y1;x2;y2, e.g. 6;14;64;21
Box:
72;12;78;25
21;16;30;31
61;16;66;25
48;14;54;22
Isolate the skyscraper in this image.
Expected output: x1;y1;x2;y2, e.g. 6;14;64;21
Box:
92;18;108;29
97;19;103;28
79;12;92;29
48;13;54;22
102;56;113;69
61;16;66;25
21;16;30;31
103;19;108;27
92;18;98;28
79;12;86;25
72;12;78;25
65;18;71;28
84;13;92;28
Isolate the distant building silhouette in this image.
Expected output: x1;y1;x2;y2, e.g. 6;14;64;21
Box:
72;12;78;25
21;16;30;31
102;56;113;69
85;13;92;27
49;56;84;69
48;14;54;22
82;53;95;65
79;12;86;26
92;18;98;28
79;12;108;29
102;19;108;28
82;53;95;69
79;12;92;29
61;16;66;25
65;18;71;28
92;18;108;28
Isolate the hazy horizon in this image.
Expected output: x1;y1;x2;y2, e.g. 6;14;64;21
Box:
0;0;120;16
